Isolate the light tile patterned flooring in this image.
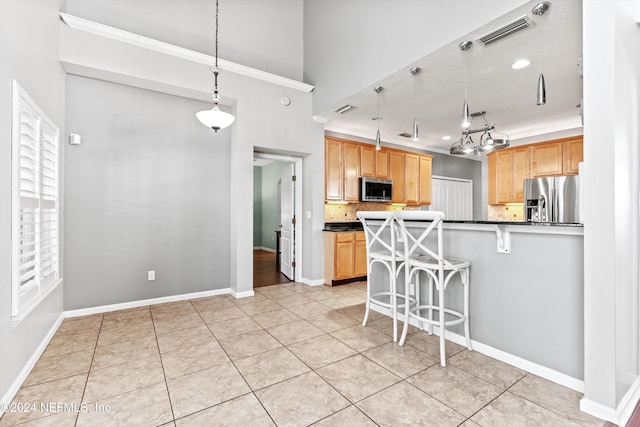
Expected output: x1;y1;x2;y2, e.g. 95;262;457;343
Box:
0;281;606;426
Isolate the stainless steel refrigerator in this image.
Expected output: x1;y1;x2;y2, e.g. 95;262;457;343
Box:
524;175;580;223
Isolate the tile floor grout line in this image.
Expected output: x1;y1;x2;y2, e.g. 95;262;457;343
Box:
151;306;179;424
74;313;105;427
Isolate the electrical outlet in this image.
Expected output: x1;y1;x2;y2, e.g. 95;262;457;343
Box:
148;270;155;281
409;282;415;295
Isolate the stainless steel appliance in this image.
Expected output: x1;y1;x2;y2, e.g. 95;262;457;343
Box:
360;177;393;202
524;175;580;223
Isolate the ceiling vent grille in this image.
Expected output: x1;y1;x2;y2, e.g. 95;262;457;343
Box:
398;132;412;138
334;104;355;114
476;15;535;46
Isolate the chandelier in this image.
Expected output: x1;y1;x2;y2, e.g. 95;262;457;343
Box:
449;111;509;155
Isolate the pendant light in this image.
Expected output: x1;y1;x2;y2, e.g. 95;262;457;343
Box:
373;86;383;151
196;0;235;132
537;72;546;105
410;67;421;141
459;40;473;129
532;2;550;106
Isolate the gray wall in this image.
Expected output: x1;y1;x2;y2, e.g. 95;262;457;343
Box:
64;75;231;310
260;162;288;251
64;0;304;81
253;166;262;247
0;0;66;403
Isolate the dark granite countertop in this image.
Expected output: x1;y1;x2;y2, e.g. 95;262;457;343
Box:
323;220;583;231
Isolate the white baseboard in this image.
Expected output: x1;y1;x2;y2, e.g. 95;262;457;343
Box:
253;247;276;253
299;277;326;286
231;289;255;299
64;288;233;318
581;375;640;425
0;313;64;409
369;305;584;392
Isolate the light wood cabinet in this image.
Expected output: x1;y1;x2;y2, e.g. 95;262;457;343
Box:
354;232;368;277
488;135;583;205
530;141;563;177
324;231;367;285
324;137;432;205
488;147;530;204
405;154;420;205
419;156;432;205
324;138;343;201
389;151;406;204
562;136;583;175
343;142;360;202
360;145;376;177
375;150;389;179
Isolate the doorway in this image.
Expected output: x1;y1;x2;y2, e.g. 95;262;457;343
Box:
252;151;302;288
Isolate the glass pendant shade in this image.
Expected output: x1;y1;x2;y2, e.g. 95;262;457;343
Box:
375;129;381;151
412;117;419;141
537;72;546;105
462;100;471;128
196;106;235;132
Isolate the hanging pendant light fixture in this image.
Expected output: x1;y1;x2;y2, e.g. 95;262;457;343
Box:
449;111;510;156
373;86;383;151
196;0;235;132
410;67;421;141
532;2;550;106
537;72;546;105
459;40;473;129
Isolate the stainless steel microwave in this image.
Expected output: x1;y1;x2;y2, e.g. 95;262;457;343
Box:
360;177;393;202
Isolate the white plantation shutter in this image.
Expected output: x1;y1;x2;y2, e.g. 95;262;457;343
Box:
11;80;61;320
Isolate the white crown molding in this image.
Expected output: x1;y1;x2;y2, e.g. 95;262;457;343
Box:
59;12;314;94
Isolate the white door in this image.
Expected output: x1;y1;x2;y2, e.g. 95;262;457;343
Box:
430;177;473;220
279;164;295;280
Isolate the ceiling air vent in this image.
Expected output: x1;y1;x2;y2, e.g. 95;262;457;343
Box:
476;15;535;46
334;104;355;114
398;132;412;138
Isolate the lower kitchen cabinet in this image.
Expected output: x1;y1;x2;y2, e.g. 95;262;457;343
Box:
324;231;367;285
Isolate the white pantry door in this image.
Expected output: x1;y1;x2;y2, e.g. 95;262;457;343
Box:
279;164;295;280
430;177;473;220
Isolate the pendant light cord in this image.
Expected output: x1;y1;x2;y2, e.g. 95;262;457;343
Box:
212;0;220;105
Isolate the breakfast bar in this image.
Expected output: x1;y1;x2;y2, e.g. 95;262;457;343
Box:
366;220;584;385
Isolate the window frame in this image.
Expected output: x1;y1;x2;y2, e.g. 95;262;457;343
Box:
11;80;62;326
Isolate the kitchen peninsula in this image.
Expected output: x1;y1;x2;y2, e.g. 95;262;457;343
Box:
364;219;584;388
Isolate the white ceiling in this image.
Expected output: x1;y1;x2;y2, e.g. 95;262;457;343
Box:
319;0;583;154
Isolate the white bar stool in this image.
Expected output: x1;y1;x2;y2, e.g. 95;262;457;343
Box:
395;210;472;366
357;211;413;342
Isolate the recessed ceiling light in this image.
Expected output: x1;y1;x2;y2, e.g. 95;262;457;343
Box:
512;59;531;70
442;135;451;140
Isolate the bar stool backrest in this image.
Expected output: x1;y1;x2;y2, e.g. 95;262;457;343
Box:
395;211;452;269
356;211;398;259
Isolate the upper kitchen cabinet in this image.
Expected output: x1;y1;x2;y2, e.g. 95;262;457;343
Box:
375;150;389;179
488;146;529;204
359;145;376;177
488;136;583;205
324;136;432;205
530;141;564;177
343;141;360;202
389;151;406;204
562;136;584;175
325;137;343;201
418;156;432;205
324;136;359;202
405;154;420;205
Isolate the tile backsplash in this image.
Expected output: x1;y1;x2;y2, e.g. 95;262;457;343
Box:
487;204;524;221
324;203;421;222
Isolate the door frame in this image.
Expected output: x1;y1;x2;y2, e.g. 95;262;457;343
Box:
253;151;303;283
